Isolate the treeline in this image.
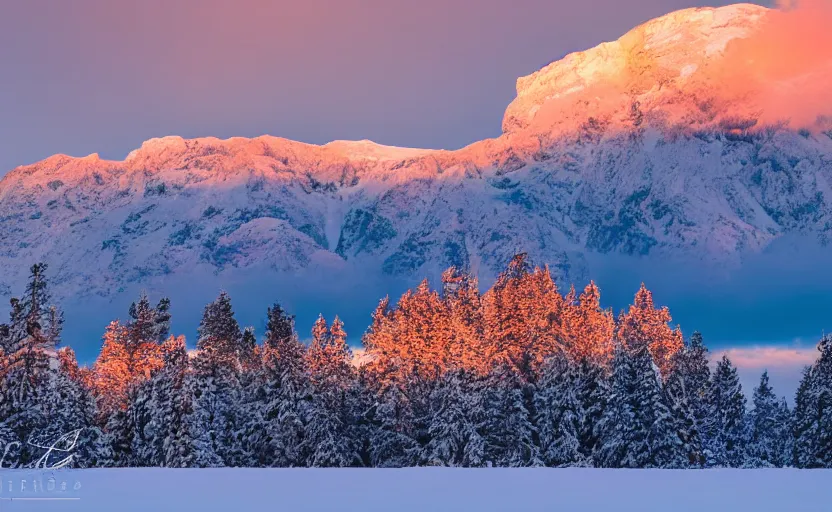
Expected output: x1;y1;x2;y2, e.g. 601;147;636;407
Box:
0;256;830;469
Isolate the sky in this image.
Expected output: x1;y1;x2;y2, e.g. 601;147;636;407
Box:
0;0;768;176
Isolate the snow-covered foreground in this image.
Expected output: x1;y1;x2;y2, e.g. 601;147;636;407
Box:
0;468;830;511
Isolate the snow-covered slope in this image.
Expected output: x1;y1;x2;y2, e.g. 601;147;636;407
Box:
0;4;831;311
1;468;830;511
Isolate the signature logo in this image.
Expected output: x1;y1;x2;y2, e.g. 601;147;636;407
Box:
0;429;82;469
0;430;83;501
30;429;82;469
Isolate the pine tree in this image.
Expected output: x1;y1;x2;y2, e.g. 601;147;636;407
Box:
93;321;132;420
18;263;61;355
105;386;137;467
180;373;224;468
747;371;791;467
368;374;420;467
616;283;684;378
0;278;57;471
534;356;584;467
561;281;615;366
92;293;169;425
302;315;358;467
129;377;155;466
190;291;245;466
483;255;563;379
481;363;540;466
596;345;637;468
195;291;243;372
422;370;485;467
127;335;193;467
597;345;683;468
705;356;748;467
574;358;609;462
664;331;711;467
307;315;330;377
793;335;832;468
256;303;312;467
239;327;259;373
0;364;50;466
1;264;62;389
41;362;113;468
156;336;194;467
442;267;487;374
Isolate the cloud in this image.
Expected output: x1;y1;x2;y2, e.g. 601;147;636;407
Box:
715;0;832;129
712;345;818;370
710;344;819;402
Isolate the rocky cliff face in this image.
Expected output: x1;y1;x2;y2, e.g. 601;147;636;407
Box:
502;3;769;134
1;3;831;307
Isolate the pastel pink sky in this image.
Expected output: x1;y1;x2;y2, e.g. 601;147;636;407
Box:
0;0;769;176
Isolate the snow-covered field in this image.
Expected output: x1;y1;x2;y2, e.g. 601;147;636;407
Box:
0;468;829;511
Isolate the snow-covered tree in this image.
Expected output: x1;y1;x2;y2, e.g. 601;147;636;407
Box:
0;278;57;470
40;358;113;468
128;335;192;467
534;356;584;467
664;331;712;467
368;375;420;467
483;254;564;379
93;321;132;419
302;315;359;467
597;345;683;468
253;303;312;467
560;281;615;367
189;291;245;466
746;371;791;468
574;358;609;462
482;362;540;467
195;291;243;372
441;267;491;375
793;335;832;468
616;283;684;378
704;356;748;467
422;370;485;467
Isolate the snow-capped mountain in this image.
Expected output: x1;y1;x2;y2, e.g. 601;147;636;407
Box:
1;3;830;308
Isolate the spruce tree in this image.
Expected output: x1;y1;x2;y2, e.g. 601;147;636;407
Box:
190;291;245;466
195;291;243;372
747;371;791;467
105;386;137;467
664;331;711;467
368;375;420;467
302;315;359;467
257;304;312;467
128;292;159;349
482;362;540;467
574;358;609;462
41;365;113;468
180;373;224;467
793;335;832;468
705;356;748;467
421;370;485;467
597;345;683;468
2;264;62;389
126;335;191;467
534;356;584;467
156;336;194;467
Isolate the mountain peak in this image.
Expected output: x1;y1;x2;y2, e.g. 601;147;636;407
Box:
503;3;770;134
322;139;434;161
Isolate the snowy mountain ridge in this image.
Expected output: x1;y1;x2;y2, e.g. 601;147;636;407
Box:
1;3;831;308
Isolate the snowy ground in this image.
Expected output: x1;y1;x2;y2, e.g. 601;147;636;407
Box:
0;468;830;511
